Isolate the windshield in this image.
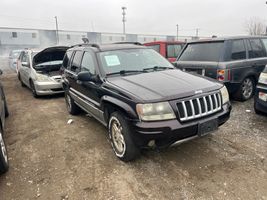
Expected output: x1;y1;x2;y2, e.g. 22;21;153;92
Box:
98;48;174;75
179;42;224;62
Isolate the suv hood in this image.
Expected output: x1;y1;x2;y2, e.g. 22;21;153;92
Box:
33;46;69;66
106;69;223;102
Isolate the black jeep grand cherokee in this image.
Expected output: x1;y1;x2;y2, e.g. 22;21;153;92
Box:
62;43;231;161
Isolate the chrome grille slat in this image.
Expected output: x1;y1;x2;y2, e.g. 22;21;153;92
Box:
177;92;222;122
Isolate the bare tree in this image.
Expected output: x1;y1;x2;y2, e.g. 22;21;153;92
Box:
245;17;266;35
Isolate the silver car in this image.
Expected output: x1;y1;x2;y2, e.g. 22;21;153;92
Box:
9;50;23;73
17;46;69;97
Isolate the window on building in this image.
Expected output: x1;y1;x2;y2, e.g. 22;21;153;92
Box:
121;37;125;41
109;36;113;41
12;32;17;38
154;38;157;42
144;37;146;42
67;34;71;40
32;33;37;38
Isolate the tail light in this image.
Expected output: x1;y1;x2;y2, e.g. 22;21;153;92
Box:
217;69;231;82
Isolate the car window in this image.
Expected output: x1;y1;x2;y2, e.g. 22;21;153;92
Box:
179;42;224;62
248;39;266;58
81;52;96;75
62;50;73;69
147;45;160;53
21;52;29;63
167;44;183;58
231;40;246;60
260;38;267;52
99;48;174;75
70;51;83;73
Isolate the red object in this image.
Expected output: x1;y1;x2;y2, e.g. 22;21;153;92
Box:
144;41;185;63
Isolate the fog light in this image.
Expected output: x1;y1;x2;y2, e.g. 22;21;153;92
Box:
148;140;156;147
259;92;267;101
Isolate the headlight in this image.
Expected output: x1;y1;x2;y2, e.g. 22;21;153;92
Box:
36;73;51;82
136;102;176;121
258;73;267;84
220;86;229;104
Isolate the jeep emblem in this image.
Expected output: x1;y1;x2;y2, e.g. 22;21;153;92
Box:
195;90;203;94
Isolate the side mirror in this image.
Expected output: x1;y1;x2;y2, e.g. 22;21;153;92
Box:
77;71;92;82
0;69;3;75
21;62;29;67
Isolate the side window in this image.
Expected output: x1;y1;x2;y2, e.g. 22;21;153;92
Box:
249;39;266;58
148;45;160;53
80;52;96;75
167;44;183;58
62;50;73;69
70;51;83;73
261;38;267;52
22;53;29;63
231;40;246;60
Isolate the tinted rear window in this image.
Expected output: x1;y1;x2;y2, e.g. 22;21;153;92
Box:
231;40;246;60
179;42;224;62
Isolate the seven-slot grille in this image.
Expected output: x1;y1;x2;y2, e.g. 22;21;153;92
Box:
177;92;222;122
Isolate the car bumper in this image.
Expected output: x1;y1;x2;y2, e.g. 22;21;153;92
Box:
254;85;267;114
128;102;231;148
34;81;64;95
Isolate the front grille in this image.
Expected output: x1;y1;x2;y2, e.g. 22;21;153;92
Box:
177;92;222;122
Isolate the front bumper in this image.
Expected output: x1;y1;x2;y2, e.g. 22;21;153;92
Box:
34;81;64;95
254;85;267;114
128;102;231;148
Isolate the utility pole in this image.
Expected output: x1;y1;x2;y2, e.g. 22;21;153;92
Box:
55;16;59;45
122;7;127;34
176;24;179;40
196;28;199;37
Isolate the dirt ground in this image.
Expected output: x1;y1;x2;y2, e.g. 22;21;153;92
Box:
0;63;266;200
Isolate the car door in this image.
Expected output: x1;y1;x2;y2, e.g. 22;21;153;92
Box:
74;50;104;122
20;52;31;87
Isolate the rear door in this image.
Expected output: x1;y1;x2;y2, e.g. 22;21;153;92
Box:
245;38;267;81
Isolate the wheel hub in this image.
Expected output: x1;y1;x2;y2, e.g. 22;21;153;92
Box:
242;78;253;99
111;119;125;154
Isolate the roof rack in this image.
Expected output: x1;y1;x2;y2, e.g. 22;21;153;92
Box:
113;42;142;45
71;43;100;49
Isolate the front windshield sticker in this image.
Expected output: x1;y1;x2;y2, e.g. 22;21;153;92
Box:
104;55;120;66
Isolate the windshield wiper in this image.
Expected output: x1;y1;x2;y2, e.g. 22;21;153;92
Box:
107;70;148;76
143;66;174;71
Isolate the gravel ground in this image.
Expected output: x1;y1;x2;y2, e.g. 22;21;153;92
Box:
0;63;266;200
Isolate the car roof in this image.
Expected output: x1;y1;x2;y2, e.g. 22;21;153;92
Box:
69;43;147;52
187;35;267;44
144;41;185;45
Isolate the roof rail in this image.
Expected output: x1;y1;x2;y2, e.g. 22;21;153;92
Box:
70;43;100;49
113;42;142;45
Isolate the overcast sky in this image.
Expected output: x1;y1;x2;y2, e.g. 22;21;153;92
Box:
0;0;266;37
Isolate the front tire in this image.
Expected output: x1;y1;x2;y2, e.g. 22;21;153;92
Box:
0;128;9;174
30;80;38;98
234;77;255;101
65;91;81;115
108;112;140;162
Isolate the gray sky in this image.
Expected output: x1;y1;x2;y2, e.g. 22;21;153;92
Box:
0;0;266;37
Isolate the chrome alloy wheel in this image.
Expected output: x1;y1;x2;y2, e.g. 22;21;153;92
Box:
242;78;253;99
110;117;126;157
0;132;7;164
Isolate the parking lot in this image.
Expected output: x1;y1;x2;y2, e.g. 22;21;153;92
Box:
0;63;266;200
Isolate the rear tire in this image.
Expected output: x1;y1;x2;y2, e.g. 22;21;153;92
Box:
65;91;81;115
234;77;255;101
108;112;140;162
0;127;9;174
